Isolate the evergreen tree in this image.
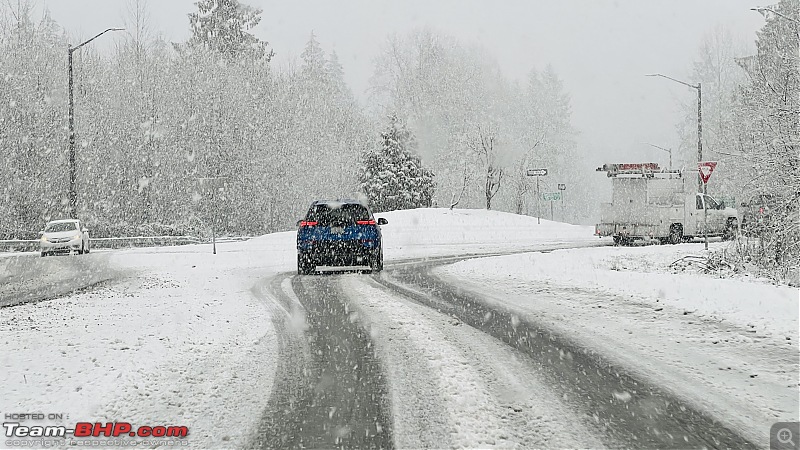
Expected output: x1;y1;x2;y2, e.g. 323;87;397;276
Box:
186;0;273;61
300;32;326;79
359;115;435;212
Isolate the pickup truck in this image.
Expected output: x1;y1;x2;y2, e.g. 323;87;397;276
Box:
595;164;738;245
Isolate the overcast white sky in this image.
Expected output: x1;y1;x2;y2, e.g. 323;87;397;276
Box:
38;0;766;167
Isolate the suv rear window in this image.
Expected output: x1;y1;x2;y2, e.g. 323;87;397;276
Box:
306;203;371;226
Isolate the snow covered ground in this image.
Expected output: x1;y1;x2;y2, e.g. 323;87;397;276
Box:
0;209;593;448
436;243;799;446
1;208;796;448
0;237;293;448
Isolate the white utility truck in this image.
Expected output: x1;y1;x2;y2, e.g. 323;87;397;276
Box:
595;163;738;245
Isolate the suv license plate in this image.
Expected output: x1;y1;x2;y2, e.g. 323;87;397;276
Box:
330;226;345;234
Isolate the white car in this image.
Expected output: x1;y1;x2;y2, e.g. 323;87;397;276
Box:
39;219;91;257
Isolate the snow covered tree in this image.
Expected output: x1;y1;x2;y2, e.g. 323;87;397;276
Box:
677;26;750;201
186;0;273;61
731;0;799;278
0;2;67;237
359;115;435;212
469;125;503;210
300;32;326;80
369;29;584;221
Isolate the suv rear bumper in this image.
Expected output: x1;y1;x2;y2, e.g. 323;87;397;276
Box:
298;242;379;266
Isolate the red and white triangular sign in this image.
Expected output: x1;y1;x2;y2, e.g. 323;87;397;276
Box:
698;161;717;184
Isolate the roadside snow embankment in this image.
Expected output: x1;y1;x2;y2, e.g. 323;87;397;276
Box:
379;208;597;259
441;243;798;337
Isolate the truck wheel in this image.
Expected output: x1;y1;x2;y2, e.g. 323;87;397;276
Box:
668;224;683;245
613;236;621;246
722;218;737;241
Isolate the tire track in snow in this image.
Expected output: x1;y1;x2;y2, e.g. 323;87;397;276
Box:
342;275;605;449
247;275;314;450
376;262;759;449
248;274;393;449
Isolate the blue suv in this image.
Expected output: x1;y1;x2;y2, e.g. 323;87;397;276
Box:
297;200;387;275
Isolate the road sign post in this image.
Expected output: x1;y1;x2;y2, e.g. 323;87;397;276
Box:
698;162;717;251
526;168;548;224
558;184;566;221
196;176;229;254
541;192;561;221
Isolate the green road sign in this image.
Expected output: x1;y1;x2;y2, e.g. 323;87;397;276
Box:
542;192;561;201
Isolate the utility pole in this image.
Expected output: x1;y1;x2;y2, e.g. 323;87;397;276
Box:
67;28;124;218
646;74;702;191
697;82;702;192
68;49;75;218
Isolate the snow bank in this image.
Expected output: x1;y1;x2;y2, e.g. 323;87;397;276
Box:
440;243;798;337
378;208;597;259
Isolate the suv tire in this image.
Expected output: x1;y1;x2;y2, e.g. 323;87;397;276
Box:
297;255;314;275
371;250;384;273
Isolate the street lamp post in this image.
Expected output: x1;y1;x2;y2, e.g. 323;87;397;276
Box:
751;6;800;24
68;28;124;218
643;142;673;170
646;73;702;191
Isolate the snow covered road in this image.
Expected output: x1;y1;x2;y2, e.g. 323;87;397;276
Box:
247;246;765;448
247;259;610;449
373;261;758;448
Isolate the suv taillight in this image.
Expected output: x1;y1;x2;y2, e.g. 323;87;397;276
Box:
299;221;317;227
356;220;376;225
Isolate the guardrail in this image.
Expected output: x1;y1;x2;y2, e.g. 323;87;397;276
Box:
0;235;213;253
0;240;38;252
90;235;204;249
